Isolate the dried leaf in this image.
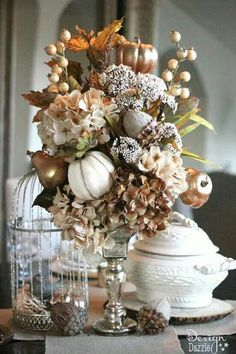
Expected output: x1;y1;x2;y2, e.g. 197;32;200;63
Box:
75;25;94;41
33;109;45;123
92;18;124;50
45;59;58;67
67;36;89;52
110;33;127;47
176;96;200;116
22;90;57;108
67;60;83;85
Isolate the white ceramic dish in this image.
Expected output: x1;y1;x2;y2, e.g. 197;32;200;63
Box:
126;212;236;309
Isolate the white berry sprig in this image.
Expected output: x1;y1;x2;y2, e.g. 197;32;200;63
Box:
44;28;72;94
161;30;197;99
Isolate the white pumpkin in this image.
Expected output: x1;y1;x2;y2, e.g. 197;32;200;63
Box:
68;151;115;201
123;111;152;138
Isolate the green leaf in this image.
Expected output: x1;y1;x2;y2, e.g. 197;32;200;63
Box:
179;122;201;137
75;136;97;158
190;114;215;132
105;114;122;136
68;75;81;92
32;188;56;210
175;109;199;129
76;137;89;151
181;149;219;166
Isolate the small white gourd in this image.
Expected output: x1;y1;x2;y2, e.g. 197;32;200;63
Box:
68;151;114;201
123;111;152;138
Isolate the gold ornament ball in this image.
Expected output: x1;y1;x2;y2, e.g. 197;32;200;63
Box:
180;168;213;208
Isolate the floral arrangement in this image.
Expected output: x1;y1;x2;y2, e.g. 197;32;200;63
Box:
23;19;214;251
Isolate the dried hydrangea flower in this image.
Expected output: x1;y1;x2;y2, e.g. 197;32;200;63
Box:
111;137;142;163
138;146;187;204
99;64;137;96
37;88;119;157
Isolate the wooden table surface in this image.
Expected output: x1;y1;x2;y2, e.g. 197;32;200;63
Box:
0;262;236;354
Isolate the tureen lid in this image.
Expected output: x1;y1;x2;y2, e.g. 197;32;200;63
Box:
134;212;219;256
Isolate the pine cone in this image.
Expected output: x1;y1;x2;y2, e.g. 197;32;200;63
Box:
50;302;87;336
137;306;169;335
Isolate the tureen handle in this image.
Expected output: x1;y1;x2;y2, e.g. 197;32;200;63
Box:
172;212;198;229
194;257;236;275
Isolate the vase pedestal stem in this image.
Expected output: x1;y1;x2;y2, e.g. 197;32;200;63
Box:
93;228;137;335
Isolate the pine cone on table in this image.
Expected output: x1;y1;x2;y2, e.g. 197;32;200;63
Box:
50;302;87;336
137;305;169;335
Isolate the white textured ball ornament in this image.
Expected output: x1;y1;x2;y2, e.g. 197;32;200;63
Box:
170;84;181;96
170;30;181;43
123;111;152;138
60;29;71;42
180;168;213;208
45;44;57;55
176;48;188;59
180;71;191;82
59;82;69;94
68;151;115;201
52;65;63;75
187;49;197;61
168;59;178;70
180;88;190;99
49;73;59;83
58;57;68;68
162;70;173;82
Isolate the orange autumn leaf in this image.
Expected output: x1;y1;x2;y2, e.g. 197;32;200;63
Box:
33;109;45;123
22;90;57;108
92;18;124;50
67;36;89;52
110;33;127;47
44;59;58;67
75;25;94;41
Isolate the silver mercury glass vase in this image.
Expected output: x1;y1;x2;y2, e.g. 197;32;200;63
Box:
93;225;137;335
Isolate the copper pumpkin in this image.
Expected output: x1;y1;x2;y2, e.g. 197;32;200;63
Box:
180;168;212;208
116;38;158;74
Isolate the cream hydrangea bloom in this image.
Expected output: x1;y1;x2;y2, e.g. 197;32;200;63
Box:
37;88;119;153
138;146;188;204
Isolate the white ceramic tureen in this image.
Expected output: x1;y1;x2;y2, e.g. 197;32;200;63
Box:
126;212;236;308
